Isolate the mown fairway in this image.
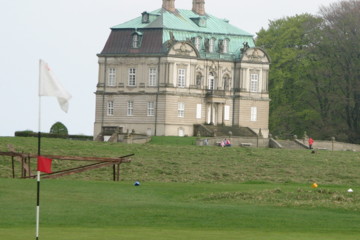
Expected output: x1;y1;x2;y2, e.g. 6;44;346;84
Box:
0;137;360;239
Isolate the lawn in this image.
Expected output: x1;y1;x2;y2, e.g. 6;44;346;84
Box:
0;137;359;239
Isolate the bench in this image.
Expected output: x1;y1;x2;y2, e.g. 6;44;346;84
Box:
240;143;252;147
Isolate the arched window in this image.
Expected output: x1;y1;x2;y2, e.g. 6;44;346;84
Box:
132;32;143;48
223;39;229;53
194;37;201;51
142;12;150;23
208;72;215;90
209;38;215;53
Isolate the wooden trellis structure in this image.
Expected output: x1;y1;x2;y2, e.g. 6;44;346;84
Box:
0;145;133;181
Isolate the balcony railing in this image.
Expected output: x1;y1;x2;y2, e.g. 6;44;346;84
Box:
205;89;226;97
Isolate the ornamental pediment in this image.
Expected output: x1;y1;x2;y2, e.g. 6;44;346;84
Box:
168;42;198;58
242;48;270;64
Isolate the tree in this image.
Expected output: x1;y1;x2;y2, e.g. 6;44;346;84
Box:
256;14;322;138
256;1;360;143
50;122;68;136
309;0;360;142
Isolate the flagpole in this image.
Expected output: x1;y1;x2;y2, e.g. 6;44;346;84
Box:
36;59;42;240
35;59;70;239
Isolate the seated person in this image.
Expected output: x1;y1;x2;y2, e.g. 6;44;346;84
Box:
225;138;231;147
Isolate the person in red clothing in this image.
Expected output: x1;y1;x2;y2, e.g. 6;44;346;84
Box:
308;137;314;149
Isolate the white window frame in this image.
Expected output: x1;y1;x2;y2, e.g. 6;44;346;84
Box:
223;39;229;53
128;68;136;86
107;101;114;116
195;37;201;50
108;68;116;87
178;69;186;88
127;101;134;116
147;102;155;116
132;34;140;48
178;102;185;118
196;104;202;119
224;105;230;121
251;107;257;122
250;73;259;92
149;68;157;87
209;38;215;53
208;73;215;90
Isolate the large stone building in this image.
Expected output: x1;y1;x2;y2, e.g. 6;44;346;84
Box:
94;0;270;139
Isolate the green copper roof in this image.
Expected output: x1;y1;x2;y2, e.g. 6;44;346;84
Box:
111;8;255;59
112;8;253;36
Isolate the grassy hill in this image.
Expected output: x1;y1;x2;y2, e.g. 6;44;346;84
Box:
1;137;360;239
1;136;359;184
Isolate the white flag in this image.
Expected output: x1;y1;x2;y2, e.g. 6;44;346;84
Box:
39;59;72;112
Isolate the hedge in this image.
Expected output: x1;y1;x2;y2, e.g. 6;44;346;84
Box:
15;131;93;141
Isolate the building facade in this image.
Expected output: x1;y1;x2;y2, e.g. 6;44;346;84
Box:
94;0;270;139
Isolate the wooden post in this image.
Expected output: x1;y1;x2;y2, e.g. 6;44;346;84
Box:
21;156;24;178
113;164;116;181
11;156;15;178
28;155;32;177
117;163;120;181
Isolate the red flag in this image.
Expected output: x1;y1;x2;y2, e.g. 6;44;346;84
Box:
37;156;52;173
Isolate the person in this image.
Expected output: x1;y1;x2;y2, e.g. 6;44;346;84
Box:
308;137;314;149
225;138;231;147
220;140;225;147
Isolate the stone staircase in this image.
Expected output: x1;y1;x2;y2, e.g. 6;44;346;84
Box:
275;139;307;149
194;124;257;137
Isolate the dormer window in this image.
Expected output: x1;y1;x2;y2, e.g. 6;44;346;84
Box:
192;37;202;51
142;12;150;23
131;32;143;48
221;39;229;54
190;17;207;27
209;38;215;53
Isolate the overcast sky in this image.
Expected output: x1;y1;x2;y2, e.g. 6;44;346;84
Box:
0;0;336;137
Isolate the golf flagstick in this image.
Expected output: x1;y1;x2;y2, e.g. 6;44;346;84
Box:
36;59;71;239
36;60;42;240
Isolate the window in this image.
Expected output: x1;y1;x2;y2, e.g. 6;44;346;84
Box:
107;101;114;116
195;37;201;50
196;104;202;119
147;102;155;116
149;68;157;86
128;68;136;86
251;107;257;122
224;105;230;121
250;73;259;92
208;73;215;90
108;68;116;87
178;102;185;118
127;101;134;116
142;12;149;23
209;38;215;53
223;39;229;53
178;69;186;88
132;34;142;48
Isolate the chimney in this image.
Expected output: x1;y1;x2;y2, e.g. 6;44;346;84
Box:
192;0;205;15
162;0;176;12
